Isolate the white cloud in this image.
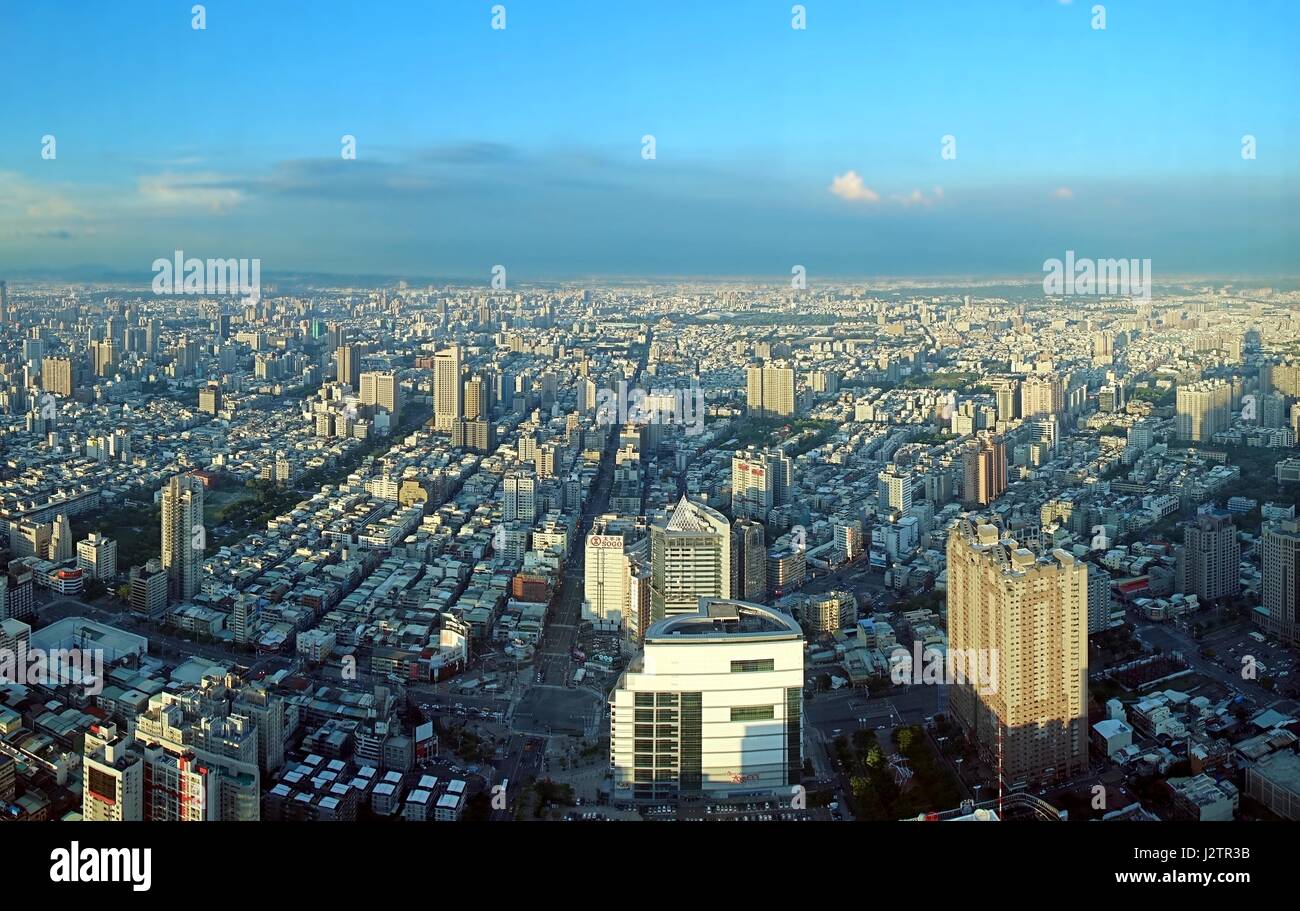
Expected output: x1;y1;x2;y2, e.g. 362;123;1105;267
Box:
892;186;945;207
137;171;244;214
829;171;880;203
1052;186;1074;200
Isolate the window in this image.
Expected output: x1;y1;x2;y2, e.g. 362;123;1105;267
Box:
731;659;775;673
730;705;775;722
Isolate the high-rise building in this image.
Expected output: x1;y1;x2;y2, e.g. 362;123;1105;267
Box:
502;472;538;524
233;682;287;775
50;513;74;563
832;514;865;563
805;590;857;634
360;371;402;422
962;433;1007;506
134;680;262;821
42;355;74;398
198;383;222;415
878;465;913;516
0;754;15;804
766;544;806;597
162;474;205;603
992;378;1019;423
463;373;489;420
433;345;463;431
731;519;768;602
609;598;803;803
82;723;144;822
1175;380;1231;442
1087;564;1119;634
1176;513;1241;602
1258;518;1300;646
335;343;361;390
947;518;1088;788
130;559;169;619
1020;374;1065;419
93;339;118;376
0;617;30;656
1128;421;1154;452
731;447;792;519
650;496;731;620
746;363;797;418
1;561;34;623
141;744;220;821
583;520;633;631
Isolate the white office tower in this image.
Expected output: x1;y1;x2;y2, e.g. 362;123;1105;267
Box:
503;472;538;524
650;496;731;620
877;465;913;516
947;517;1088;789
162;473;205;603
584;519;633;631
731;447;792;520
433;345;463;431
610;598;803;804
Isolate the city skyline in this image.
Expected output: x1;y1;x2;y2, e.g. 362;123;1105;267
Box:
1;4;1299;888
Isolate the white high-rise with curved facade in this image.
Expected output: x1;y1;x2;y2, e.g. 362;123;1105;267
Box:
610;598;803;804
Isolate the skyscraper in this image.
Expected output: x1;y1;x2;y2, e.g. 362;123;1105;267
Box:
162;474;205;603
947;518;1088;788
1020;374;1064;419
962;433;1007;506
50;513;74;563
1175;380;1231;442
731;519;768;602
731;447;792;519
609;598;803;803
1259;518;1300;646
359;371;402;422
650;496;731;620
583;519;633;632
434;345;463;431
42;355;74;398
335;343;361;390
1176;512;1241;602
746;363;797;418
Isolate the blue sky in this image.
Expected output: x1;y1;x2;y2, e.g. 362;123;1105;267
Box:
2;0;1298;280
